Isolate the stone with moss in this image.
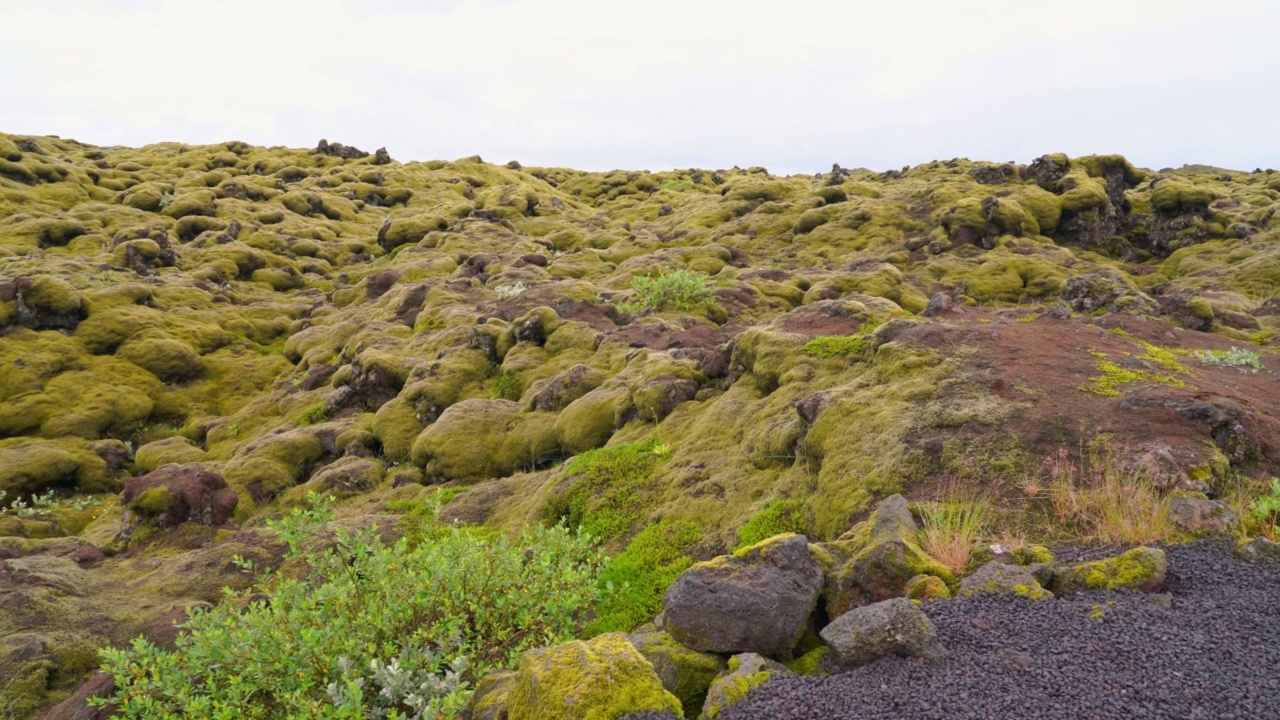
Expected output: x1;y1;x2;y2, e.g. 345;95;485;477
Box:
499;632;682;720
663;533;823;657
117;337;204;383
629;630;728;719
1235;537;1280;564
815;494;956;619
904;573;951;601
819;597;943;670
410;398;523;482
462;669;516;720
960;561;1053;600
1051;547;1167;594
702;653;792;719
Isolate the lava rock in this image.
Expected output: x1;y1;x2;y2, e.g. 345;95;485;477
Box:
1167;495;1239;535
819;597;943;670
1051;546;1167;594
664;533;823;657
959;561;1052;600
702;653;792;719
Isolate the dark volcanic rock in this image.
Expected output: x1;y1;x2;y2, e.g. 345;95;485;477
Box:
663;533;823;657
819;597;942;670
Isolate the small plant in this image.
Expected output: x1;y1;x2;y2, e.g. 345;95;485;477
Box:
649;440;672;458
918;496;990;575
1248;478;1280;541
618;268;713;313
298;402;328;426
491;372;522;401
1193;347;1263;372
1;489;100;518
227;424;242;438
493;281;526;300
804;335;864;358
157;190;176;210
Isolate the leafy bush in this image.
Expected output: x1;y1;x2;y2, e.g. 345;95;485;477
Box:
734;499;808;550
1193;347;1263;371
587;520;701;635
1249;478;1280;540
96;496;602;719
619;269;713;313
491;372;522;401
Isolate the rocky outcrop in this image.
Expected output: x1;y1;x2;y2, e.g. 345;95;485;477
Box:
810;494;955;618
120;464;238;533
663;533;823;658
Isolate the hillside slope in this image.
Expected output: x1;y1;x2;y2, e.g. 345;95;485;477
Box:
2;133;1280;716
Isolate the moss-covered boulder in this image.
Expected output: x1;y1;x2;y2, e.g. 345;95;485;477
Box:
462;670;515;720
133;437;207;474
812;494;955;619
499;632;682;720
13;276;83;330
1050;547;1167;594
117;337;204;383
221;429;327;506
663;533;823;657
121;464;238;533
959;561;1052;600
1235;537;1280;564
629;630;728;719
701;653;791;719
410;398;522;482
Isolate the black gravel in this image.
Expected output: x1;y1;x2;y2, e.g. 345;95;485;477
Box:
626;539;1280;720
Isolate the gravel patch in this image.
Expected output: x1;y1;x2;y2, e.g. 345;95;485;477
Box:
626;539;1280;720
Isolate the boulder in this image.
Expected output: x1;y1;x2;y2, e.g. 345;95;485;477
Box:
629;630;728;719
120;464;238;531
1235;537;1280;564
663;533;823;657
811;494;955;618
1167;495;1239;535
702;653;792;719
959;562;1052;600
819;597;943;670
500;632;681;720
1050;547;1167;594
461;670;515;720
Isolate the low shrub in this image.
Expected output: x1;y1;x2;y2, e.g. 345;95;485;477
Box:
95;496;602;719
1193;347;1263;372
1248;478;1280;541
619;269;713;313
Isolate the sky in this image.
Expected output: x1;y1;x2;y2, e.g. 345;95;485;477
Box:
2;0;1278;175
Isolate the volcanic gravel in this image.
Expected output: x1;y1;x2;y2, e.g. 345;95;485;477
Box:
625;539;1280;720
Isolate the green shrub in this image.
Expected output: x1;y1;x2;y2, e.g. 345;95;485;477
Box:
620;269;713;313
587;520;701;635
735;499;808;550
491;372;522;401
1249;478;1280;540
96;496;602;719
1192;347;1263;371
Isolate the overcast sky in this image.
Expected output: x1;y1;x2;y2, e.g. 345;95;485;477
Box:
3;0;1278;174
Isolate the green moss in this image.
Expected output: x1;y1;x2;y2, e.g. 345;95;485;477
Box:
735;499;808;550
117;337;203;382
783;645;829;676
1151;181;1218;213
591;520;701;634
410;398;523;482
1055;547;1167;592
22;276;82;316
371;397;425;463
296;402;328;426
629;629;726;718
134;436;207;473
506;633;682;720
546;440;663;544
903;573;951;601
1080;354;1187;397
133;485;173;516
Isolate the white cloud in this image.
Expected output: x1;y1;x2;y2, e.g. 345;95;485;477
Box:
1;0;1277;173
